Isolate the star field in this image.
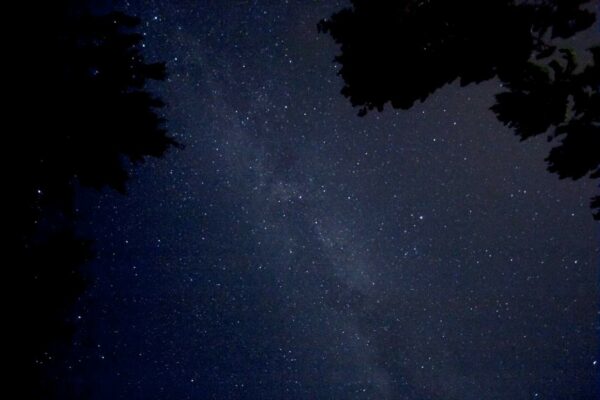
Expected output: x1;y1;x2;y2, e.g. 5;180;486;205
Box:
60;1;599;399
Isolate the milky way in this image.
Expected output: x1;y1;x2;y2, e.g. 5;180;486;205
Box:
64;1;599;399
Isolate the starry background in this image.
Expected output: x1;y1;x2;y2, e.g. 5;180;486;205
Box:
63;0;598;399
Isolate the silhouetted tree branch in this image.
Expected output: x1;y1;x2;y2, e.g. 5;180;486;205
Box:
9;1;178;397
319;0;599;219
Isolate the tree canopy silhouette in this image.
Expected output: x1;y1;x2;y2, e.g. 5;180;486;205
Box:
10;1;177;397
319;0;599;219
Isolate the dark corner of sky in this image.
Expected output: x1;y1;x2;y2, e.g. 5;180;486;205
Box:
85;0;117;15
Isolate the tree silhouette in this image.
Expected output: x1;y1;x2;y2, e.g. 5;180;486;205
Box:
319;0;599;219
10;1;177;397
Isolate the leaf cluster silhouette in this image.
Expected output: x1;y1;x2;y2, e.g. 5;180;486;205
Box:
10;1;177;397
319;0;599;219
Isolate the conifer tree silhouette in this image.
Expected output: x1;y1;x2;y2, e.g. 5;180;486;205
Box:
9;1;177;397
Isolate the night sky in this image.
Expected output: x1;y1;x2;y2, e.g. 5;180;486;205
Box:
60;1;598;398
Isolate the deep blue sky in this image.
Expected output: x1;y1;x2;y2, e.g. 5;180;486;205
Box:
63;1;598;399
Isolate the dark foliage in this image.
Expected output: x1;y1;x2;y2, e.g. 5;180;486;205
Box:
9;1;177;397
319;0;599;219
